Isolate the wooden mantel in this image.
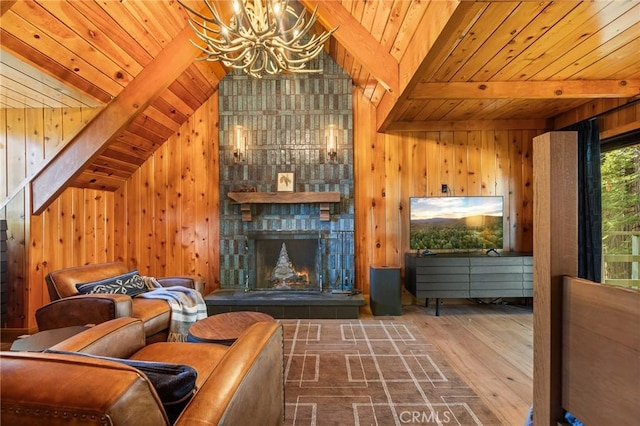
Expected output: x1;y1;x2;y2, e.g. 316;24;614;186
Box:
227;191;341;221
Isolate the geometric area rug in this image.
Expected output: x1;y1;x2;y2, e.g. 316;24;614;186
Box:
280;320;501;426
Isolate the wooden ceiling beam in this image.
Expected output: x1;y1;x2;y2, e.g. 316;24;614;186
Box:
0;1;17;17
30;23;203;215
376;1;480;132
386;119;551;132
410;80;640;100
299;0;398;95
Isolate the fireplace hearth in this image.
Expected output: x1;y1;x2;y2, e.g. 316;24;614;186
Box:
204;288;365;319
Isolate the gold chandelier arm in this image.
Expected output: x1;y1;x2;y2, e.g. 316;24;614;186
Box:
182;1;235;51
266;48;289;72
245;49;272;78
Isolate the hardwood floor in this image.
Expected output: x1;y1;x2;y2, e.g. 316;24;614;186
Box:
361;294;534;426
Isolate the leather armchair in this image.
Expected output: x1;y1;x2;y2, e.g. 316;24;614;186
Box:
36;262;205;342
1;317;285;425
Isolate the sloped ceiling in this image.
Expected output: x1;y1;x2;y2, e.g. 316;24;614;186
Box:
1;0;639;213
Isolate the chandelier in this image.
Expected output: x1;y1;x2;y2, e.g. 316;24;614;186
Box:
180;0;336;78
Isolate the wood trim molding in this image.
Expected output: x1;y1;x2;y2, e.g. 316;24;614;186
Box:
409;80;640;100
599;120;640;140
552;98;639;130
0;0;17;17
386;119;551;132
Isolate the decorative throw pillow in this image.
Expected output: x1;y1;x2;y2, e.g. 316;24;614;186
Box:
76;270;148;297
46;350;197;423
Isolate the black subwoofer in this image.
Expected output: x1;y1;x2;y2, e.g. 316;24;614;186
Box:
369;266;402;316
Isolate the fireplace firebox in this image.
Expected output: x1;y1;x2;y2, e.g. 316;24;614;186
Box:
248;231;323;291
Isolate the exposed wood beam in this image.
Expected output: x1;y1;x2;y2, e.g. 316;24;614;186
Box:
386;119;551;132
299;0;398;95
410;80;640;100
533;131;578;425
0;0;17;17
599;120;640;140
376;1;480;132
31;24;203;215
0;109;102;213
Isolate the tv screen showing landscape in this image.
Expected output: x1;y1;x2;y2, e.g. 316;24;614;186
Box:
410;196;504;251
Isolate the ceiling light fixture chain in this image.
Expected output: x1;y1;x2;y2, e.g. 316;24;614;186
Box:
180;0;337;79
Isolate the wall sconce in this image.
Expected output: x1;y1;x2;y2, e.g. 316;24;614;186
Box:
234;125;247;163
326;125;337;162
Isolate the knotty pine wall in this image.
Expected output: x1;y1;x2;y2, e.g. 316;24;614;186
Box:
28;189;115;325
353;89;541;294
1;107;102;329
112;95;219;294
1;96;219;330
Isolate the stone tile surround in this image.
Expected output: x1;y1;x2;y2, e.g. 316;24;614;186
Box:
218;53;355;291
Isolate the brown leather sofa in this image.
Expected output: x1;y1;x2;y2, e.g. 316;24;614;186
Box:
36;262;205;343
1;317;284;425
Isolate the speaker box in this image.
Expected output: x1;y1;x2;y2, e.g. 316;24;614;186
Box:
369;266;402;316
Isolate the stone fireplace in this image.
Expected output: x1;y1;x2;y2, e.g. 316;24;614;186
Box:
208;52;364;318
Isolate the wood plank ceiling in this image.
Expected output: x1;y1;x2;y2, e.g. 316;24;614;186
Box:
1;1;639;208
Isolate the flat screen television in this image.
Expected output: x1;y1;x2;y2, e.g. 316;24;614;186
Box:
409;196;504;252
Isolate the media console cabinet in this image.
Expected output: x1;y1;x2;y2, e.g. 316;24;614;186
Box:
404;252;533;315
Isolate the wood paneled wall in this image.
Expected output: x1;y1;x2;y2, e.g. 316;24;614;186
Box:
28;189;115;325
1;107;99;328
353;89;541;295
1;95;219;330
112;94;219;294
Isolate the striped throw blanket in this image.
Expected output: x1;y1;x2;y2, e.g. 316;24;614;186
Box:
138;285;208;342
